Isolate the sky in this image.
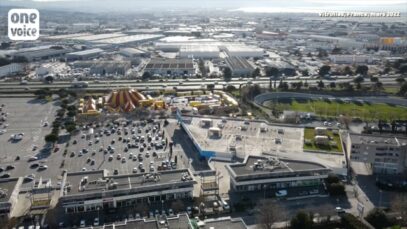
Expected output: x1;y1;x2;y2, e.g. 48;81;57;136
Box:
1;0;406;13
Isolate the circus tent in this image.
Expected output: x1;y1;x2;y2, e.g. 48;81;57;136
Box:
105;88;146;112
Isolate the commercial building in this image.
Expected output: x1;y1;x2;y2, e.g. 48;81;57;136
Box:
0;63;24;78
226;156;330;195
347;133;407;174
0;178;23;218
224;56;254;77
59;169;195;214
66;48;104;61
144;58;195;77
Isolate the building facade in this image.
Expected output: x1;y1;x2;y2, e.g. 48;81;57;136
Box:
59;169;195;214
347;133;407;174
226;156;330;195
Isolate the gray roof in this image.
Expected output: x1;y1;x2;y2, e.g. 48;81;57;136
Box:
349;133;407;147
0;178;21;203
227;156;330;181
63;169;194;196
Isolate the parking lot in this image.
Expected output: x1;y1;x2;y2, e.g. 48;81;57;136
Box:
61;119;184;177
0;97;58;180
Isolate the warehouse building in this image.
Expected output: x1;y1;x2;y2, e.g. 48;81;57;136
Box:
179;45;220;59
347;133;407;174
0;177;23;218
66;48;104;61
223;45;264;58
226;156;330;196
59;169;195;214
264;60;296;77
72;60;131;76
224;56;254;77
10;46;70;62
92;34;164;46
144;58;196;77
119;48;150;58
0;63;24;78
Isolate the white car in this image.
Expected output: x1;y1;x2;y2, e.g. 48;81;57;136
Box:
93;218;99;226
275;190;287;197
80;220;85;228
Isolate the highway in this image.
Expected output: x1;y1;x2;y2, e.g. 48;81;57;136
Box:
0;75;400;93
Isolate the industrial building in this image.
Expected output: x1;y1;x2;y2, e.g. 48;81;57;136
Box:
329;55;373;64
72;60;131;76
264;60;296;76
59;169;195;214
223;45;264;58
66;48;104;61
0;177;23;217
179;45;220;59
225;156;330;196
0;63;24;78
347;133;407;174
9;46;70;62
144;58;195;77
119;48;150;58
92;34;164;46
224;56;255;77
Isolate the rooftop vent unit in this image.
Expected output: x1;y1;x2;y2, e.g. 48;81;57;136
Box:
181;172;192;181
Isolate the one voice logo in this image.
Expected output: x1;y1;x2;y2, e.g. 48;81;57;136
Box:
8;9;40;40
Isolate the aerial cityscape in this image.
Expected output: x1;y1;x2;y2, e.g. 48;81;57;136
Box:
0;0;407;228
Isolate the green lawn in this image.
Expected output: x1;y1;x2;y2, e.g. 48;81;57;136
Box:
303;127;343;153
264;99;407;121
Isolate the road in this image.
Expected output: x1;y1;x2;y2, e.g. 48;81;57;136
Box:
0;75;401;93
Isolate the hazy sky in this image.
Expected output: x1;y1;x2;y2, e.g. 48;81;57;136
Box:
1;0;406;12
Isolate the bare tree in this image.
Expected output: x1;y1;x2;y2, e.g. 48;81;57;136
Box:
391;193;407;225
256;199;286;229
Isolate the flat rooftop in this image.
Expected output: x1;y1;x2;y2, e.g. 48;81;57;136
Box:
0;178;20;203
203;217;247;229
93;34;164;45
145;58;194;69
229;155;329;177
184;117;304;158
349;133;407;146
67;48;104;56
71;33;126;42
64;169;194;196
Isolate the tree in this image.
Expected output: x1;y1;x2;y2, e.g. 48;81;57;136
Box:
330;82;336;89
354;76;364;84
365;209;391;229
343;66;353;76
327;183;346;196
256;199;285;229
265;67;279;78
319;65;331;77
396;77;405;84
44;75;54;83
317;49;328;58
355;65;369;76
370;76;379;82
302;69;309;76
398;82;407;97
65;124;76;133
45;133;58;143
142;72;151;80
252;68;260;78
317;80;325;89
207;84;215;92
290;211;313;229
223;67;232;81
391;193;407;225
